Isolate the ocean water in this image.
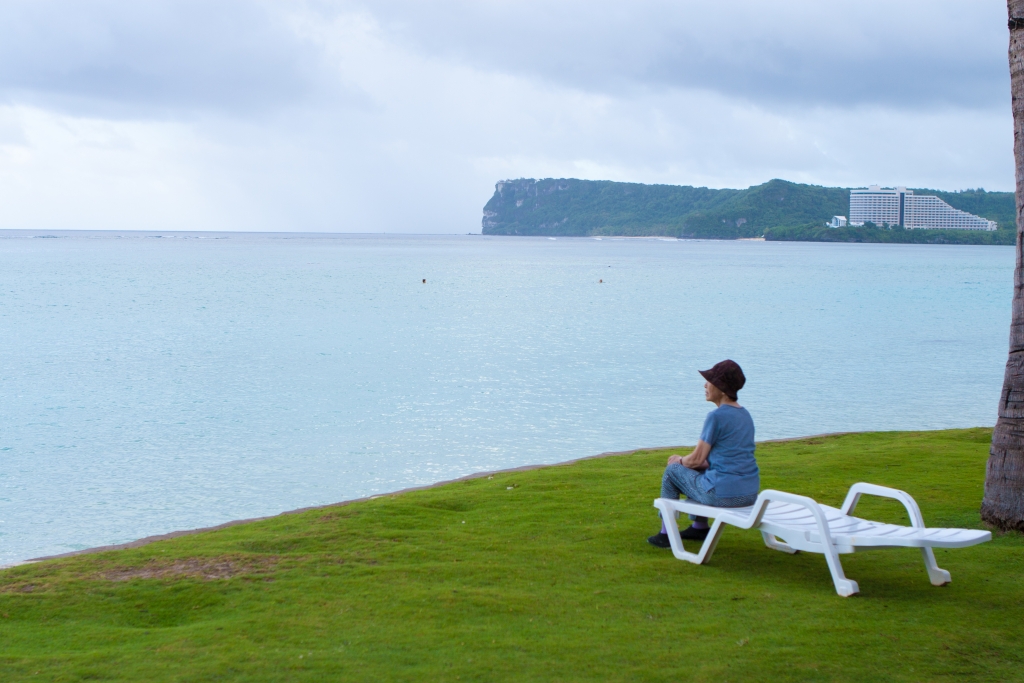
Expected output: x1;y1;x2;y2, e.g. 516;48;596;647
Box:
0;232;1014;563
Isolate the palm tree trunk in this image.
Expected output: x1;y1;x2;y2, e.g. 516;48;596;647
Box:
983;0;1024;530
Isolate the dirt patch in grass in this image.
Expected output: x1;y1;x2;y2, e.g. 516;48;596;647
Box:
0;580;58;595
99;556;278;582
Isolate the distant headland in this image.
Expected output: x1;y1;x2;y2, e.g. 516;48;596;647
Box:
481;178;1016;245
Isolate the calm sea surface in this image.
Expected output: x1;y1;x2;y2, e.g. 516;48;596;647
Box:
0;232;1014;563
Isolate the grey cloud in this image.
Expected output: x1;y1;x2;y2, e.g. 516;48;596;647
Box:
353;0;1009;110
0;0;325;116
0;0;1011;234
0;1;1009;117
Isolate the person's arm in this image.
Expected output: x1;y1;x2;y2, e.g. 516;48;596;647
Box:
667;440;711;470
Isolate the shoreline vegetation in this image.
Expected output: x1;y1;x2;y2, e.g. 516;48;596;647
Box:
762;223;1016;246
482;178;1016;245
1;428;1020;681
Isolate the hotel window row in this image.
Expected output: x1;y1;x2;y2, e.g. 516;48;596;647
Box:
849;186;996;231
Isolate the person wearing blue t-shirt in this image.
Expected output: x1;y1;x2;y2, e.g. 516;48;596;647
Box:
648;359;760;548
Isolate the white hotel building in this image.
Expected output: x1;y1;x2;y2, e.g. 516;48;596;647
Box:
849;186;997;231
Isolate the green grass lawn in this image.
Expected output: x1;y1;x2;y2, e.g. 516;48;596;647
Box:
1;429;1019;682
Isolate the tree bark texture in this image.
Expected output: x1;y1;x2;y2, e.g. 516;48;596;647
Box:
983;0;1024;530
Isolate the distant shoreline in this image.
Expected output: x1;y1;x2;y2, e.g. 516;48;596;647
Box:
0;229;1013;246
481;178;1015;242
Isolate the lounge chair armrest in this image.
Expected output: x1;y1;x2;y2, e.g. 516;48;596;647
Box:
840;483;926;528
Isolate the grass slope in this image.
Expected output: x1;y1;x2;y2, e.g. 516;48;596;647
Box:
481;178;1015;240
1;429;1019;682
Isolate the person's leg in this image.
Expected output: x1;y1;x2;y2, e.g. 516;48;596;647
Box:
650;489;758;547
660;464;690;500
654;464;711;537
659;463;695;531
662;463;710;500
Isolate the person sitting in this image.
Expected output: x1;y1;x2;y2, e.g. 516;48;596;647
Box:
648;359;760;547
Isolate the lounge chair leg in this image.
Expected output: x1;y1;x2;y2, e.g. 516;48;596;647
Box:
821;542;859;597
692;519;726;565
921;547;951;586
761;532;798;554
662;511;725;565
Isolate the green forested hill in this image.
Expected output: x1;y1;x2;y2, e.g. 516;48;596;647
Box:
480;178;1016;243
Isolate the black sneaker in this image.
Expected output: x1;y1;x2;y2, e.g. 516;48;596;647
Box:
647;532;672;548
679;525;710;541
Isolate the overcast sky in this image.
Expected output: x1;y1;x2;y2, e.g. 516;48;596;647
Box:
0;0;1013;232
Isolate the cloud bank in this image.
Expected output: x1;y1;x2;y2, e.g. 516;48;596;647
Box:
0;0;1012;232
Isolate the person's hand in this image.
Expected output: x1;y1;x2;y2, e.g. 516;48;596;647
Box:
667;455;684;466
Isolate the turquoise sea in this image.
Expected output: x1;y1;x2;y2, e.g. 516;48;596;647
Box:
0;232;1014;564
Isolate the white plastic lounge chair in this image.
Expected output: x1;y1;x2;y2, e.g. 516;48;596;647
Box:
653;483;991;596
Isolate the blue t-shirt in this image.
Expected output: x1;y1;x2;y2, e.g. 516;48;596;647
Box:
698;405;759;498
